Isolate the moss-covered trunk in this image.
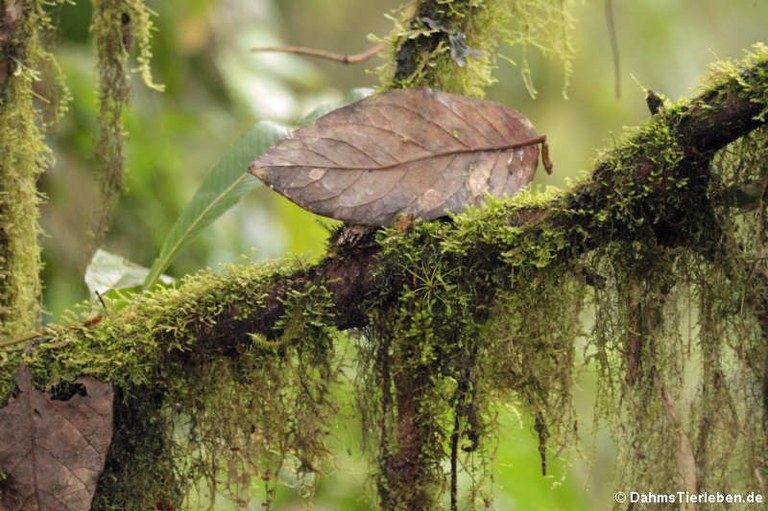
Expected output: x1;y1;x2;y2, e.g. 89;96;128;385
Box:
0;0;49;338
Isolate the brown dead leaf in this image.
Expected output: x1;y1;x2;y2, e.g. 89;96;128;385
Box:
250;88;550;226
0;366;114;511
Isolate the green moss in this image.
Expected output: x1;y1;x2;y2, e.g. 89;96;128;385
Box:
690;126;768;496
6;114;768;508
354;210;585;509
1;259;338;510
503;0;578;97
580;125;768;504
356;45;768;508
377;0;577;97
701;43;768;121
2;7;768;511
90;0;164;244
0;1;69;338
345;84;752;506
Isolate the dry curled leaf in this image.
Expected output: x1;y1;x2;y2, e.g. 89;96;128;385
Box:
0;366;114;511
250;88;551;226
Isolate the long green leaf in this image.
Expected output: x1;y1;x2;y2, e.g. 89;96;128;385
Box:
144;121;291;288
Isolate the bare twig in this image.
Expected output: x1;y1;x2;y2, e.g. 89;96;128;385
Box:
249;1;416;66
250;42;387;65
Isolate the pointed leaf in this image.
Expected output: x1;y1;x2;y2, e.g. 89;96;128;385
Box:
0;366;114;511
249;88;549;226
144;121;291;288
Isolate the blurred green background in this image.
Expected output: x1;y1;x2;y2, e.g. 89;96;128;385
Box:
40;1;768;509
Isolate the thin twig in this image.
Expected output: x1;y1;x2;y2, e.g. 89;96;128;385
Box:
250;42;387;65
0;330;47;349
0;315;104;350
250;1;417;67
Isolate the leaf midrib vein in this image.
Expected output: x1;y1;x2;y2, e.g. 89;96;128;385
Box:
268;138;544;172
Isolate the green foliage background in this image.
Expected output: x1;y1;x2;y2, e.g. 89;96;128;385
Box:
38;1;768;509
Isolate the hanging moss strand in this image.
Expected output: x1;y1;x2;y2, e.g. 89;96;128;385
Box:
89;0;131;248
89;0;163;250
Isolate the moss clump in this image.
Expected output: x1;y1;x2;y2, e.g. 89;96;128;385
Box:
126;279;338;510
377;0;577;97
356;211;583;510
0;1;67;339
1;259;339;510
701;43;768;122
90;0;164;245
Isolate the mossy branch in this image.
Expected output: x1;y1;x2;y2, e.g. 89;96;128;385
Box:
3;31;768;511
3;49;767;387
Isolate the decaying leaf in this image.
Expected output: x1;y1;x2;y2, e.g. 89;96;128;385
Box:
0;366;114;511
249;88;551;226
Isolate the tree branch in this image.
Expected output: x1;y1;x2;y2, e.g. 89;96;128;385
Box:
250;42;386;64
190;52;767;350
4;52;768;391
